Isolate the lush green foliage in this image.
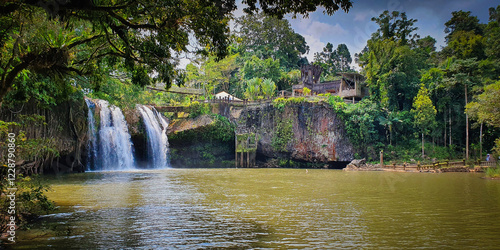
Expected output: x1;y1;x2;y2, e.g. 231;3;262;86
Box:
0;116;60;168
412;85;437;135
0;173;56;233
0;0;352;107
89;77;157;109
272;117;293;152
350;5;500;162
326;95;346;111
485;166;500;178
184;12;315;99
186;101;211;118
313;43;353;80
169;114;235;144
234;12;309;70
466;80;500;128
272;97;306;111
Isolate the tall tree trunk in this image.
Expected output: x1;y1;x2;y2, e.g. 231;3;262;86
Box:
465;84;469;160
480;122;483;159
449;106;452;147
389;125;392;146
444;108;447;147
422;132;425;158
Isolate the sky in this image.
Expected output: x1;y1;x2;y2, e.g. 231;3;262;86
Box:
283;0;496;70
179;0;497;70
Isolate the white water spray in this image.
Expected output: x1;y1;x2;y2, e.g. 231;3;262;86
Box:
85;99;99;170
137;105;170;168
95;99;136;170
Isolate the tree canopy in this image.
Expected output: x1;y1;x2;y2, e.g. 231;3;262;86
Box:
313;42;353;80
234;12;309;70
0;0;353;106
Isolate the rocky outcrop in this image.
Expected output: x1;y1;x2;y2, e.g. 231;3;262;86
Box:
167;115;235;168
167;114;215;135
123;107;143;136
343;158;383;171
0;98;88;173
238;101;354;163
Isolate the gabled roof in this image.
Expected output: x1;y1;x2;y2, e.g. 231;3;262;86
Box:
215;91;242;101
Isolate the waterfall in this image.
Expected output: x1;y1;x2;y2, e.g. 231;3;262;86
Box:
137;105;170;168
85;99;136;171
96;100;136;170
85;99;99;171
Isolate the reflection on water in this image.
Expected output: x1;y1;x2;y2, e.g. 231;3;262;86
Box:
12;169;500;249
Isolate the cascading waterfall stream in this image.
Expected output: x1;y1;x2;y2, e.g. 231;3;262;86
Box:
137;105;170;168
85;99;99;171
97;99;136;170
85;98;136;171
85;99;170;170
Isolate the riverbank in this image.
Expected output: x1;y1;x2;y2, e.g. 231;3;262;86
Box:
342;158;498;173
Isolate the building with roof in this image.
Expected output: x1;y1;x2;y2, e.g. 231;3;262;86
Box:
292;65;368;102
215;91;242;101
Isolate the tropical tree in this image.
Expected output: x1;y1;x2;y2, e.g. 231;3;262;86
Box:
370;10;419;45
466;80;500;158
244;78;262;101
377;109;402;145
466;80;500;129
444;10;484;42
261;78;277;99
240;56;281;83
411;84;437;158
313;43;352;80
0;0;353;107
234;12;309;70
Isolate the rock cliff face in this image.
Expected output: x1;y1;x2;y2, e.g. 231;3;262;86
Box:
167;115;235;168
0;99;88;173
238;102;354;163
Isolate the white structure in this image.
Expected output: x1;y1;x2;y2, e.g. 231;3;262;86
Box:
215;91;242;101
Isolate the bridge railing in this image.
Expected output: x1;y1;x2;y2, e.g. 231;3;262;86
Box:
382;159;498;171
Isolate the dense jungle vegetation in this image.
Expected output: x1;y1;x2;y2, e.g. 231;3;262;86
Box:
1;2;499;165
1;0;354;236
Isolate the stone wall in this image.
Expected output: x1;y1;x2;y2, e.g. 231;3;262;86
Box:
238;102;354;163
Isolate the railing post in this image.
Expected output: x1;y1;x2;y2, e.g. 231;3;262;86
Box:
417;161;421;170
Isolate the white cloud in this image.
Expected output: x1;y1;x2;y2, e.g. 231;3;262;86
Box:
302;34;325;63
290;16;346;39
309;21;346;37
354;11;370;22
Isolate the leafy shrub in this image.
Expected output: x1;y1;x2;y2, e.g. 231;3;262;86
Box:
186;101;211;118
0;174;56;233
272;97;306;111
272;117;293;152
303;87;311;96
485;167;500;178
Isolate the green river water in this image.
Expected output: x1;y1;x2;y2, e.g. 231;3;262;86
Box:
10;169;500;249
